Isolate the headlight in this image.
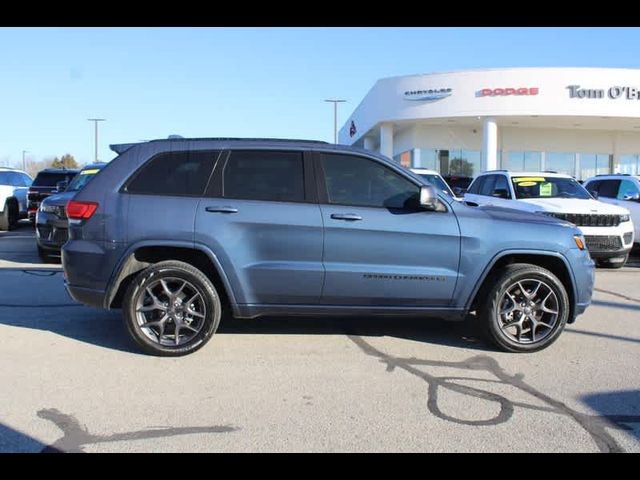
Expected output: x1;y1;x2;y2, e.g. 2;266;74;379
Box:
620;214;630;222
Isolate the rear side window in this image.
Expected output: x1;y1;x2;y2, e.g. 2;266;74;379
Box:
126;151;218;196
223;150;305;202
479;175;497;196
0;172;13;185
467;176;485;195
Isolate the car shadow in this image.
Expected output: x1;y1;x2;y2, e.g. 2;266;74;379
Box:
581;390;640;442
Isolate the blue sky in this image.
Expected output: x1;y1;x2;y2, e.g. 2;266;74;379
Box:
1;27;640;167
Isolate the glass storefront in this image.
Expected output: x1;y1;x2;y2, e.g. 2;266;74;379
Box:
546;152;576;176
580;153;610;180
507;151;542;172
618;155;640;175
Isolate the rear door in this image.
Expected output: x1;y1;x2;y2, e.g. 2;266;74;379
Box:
316;152;460;306
194;149;324;305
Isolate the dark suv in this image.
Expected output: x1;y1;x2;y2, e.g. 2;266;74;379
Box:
62;138;594;356
28;168;80;222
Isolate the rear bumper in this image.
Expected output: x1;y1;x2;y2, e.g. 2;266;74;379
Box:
64;282;106;309
35;211;68;251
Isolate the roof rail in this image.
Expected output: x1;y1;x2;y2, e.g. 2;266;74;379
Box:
596;173;630;176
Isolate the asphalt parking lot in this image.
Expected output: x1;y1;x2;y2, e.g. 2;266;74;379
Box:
1;222;639;453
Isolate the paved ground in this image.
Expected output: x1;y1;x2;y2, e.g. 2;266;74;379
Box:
1;222;639;452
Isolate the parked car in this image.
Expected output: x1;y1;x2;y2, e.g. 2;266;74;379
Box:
0;167;32;231
36;163;107;261
464;171;634;268
27;168;80;223
410;169;460;199
62;138;594;356
582;174;640;244
442;175;473;196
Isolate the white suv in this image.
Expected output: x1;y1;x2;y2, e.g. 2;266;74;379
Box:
582;174;640;244
410;169;460;200
464;171;634;268
0;167;32;231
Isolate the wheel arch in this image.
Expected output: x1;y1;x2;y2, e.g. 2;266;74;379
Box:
467;250;577;323
106;241;238;315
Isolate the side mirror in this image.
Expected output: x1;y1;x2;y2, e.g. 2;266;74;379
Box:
623;192;640;202
492;188;509;199
419;185;438;211
55;180;68;193
589;190;598;200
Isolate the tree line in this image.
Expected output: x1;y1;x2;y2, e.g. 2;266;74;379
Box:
22;154;81;178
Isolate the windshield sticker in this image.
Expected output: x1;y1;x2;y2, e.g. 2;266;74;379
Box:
80;169;99;175
539;182;553;196
517;181;537;187
513;177;546;183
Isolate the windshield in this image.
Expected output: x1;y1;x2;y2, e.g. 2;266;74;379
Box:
511;176;592;200
66;168;102;192
418;174;455;197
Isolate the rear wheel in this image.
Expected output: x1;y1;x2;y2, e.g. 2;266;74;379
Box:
480;263;570;353
122;260;222;356
0;200;17;231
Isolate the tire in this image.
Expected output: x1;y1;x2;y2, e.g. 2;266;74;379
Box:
0;201;11;231
37;245;50;262
479;263;570;353
596;254;628;269
122;260;222;356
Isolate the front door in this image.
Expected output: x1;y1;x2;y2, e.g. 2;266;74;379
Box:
316;153;460;306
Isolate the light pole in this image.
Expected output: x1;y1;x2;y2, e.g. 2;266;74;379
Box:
324;99;346;144
88;118;106;162
22;150;28;171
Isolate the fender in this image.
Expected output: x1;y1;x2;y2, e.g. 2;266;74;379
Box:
461;248;577;311
104;239;239;314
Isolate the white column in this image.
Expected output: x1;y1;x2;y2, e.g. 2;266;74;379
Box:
482;117;498;172
412;148;421;168
379;123;394;159
363;136;375;152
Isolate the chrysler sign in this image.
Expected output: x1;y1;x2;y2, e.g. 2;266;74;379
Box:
404;88;452;102
567;85;640;100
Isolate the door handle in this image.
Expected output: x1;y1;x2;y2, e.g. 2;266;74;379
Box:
330;213;362;221
205;206;238;214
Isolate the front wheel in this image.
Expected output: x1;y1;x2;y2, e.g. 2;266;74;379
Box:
122;260;222;356
480;263;570;353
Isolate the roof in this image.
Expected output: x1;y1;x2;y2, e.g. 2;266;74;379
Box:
411;168;440;175
110;137;330;155
481;170;574;178
39;168;81;173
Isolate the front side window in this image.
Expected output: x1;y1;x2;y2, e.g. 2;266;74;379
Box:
126;151;217;196
617;180;640;200
466;176;485;195
493;175;511;198
320;154;419;209
597;180;621;199
223;150;304;202
511;176;591;200
479;175;497;196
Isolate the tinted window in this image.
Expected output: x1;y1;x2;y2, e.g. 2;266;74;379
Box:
466;176;484;195
479;175;497;196
127;151;217;196
0;172;14;185
493;175;511;198
67;167;103;192
597;179;621;198
33;172;78;187
223;150;304;202
618;180;640;200
321;154;419;209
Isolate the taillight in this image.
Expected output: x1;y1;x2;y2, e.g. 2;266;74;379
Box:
67;200;99;220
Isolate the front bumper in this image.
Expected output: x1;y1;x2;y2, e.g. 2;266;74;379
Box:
579;224;634;260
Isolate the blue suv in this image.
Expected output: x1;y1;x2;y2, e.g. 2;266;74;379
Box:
62;138;595;356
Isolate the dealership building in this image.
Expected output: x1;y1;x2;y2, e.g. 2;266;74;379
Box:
338;67;640;180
